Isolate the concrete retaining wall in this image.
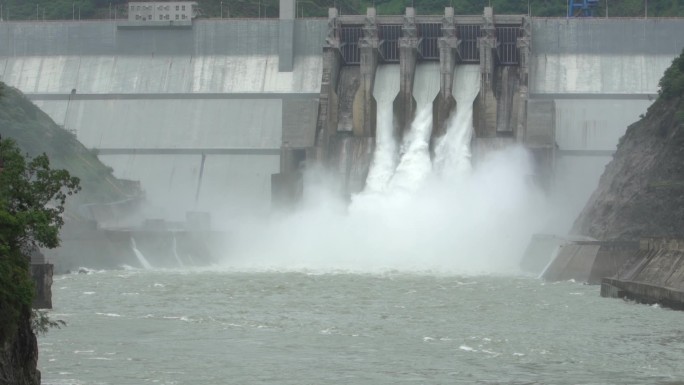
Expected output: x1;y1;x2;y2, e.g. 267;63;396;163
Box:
600;238;684;309
541;240;640;283
30;264;53;309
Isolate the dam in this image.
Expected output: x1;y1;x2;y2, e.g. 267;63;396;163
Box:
1;0;684;226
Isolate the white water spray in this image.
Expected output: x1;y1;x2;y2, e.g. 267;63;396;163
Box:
389;63;441;191
172;236;185;268
433;65;481;179
221;65;548;275
365;65;400;193
130;237;153;269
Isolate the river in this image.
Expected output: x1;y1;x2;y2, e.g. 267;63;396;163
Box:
40;269;684;384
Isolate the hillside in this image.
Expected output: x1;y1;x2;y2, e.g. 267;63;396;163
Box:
0;84;140;208
572;50;684;241
1;0;683;20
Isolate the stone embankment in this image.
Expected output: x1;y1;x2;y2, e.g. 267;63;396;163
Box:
601;238;684;310
548;50;684;308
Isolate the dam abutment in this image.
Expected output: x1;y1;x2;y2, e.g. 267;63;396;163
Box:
430;7;459;156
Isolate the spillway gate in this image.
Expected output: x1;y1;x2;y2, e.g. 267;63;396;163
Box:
291;6;547;200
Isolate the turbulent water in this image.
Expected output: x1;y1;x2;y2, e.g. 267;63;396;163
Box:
41;269;684;385
39;65;682;385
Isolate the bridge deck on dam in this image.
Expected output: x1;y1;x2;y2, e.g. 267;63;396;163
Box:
1;17;684;222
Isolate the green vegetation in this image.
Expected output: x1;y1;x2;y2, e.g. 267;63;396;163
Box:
0;136;80;343
0;84;138;205
0;81;142;342
31;309;66;336
1;0;684;20
658;49;684;100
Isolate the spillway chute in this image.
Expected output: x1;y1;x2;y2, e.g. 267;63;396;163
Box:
433;65;481;180
365;65;400;193
389;63;441;192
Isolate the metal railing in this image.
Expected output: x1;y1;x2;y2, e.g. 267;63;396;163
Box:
457;24;480;63
340;25;362;64
379;24;401;62
496;25;521;65
418;23;441;60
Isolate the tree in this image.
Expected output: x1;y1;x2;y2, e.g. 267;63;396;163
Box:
0;137;80;342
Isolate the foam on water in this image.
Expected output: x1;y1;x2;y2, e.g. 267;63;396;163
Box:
39;271;684;385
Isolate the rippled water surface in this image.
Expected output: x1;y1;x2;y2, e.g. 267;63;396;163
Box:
40;270;684;384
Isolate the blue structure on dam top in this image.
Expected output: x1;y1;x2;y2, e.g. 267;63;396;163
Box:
568;0;600;17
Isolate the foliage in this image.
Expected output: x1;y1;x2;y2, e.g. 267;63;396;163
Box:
658;49;684;100
0;138;80;343
0;250;34;342
0;139;81;252
31;309;66;336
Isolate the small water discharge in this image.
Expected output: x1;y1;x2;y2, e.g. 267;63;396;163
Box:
365;65;400;193
223;65;548;274
172;235;185;268
130;237;153;269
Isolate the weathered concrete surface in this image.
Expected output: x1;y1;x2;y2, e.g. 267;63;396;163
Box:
393;8;418;143
0;19;328;220
336;67;361;133
530;18;684;223
601;237;684;310
30;264;53;309
541;241;600;282
430;8;458;155
541;240;640;283
47;220;228;272
519;234;568;275
328;135;374;197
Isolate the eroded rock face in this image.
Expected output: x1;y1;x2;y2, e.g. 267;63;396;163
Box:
572;96;684;241
0;308;40;385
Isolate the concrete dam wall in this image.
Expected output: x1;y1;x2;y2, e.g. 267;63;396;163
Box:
530;18;684;220
2;15;684;221
0;19;327;221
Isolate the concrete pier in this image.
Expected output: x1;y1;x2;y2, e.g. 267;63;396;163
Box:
30;264;53;309
313;6;531;193
430;7;459;156
393;7;419;144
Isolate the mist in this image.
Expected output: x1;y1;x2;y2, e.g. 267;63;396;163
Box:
218;66;551;275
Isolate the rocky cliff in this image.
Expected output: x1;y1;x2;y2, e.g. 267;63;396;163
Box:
572;52;684;241
0;308;40;385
